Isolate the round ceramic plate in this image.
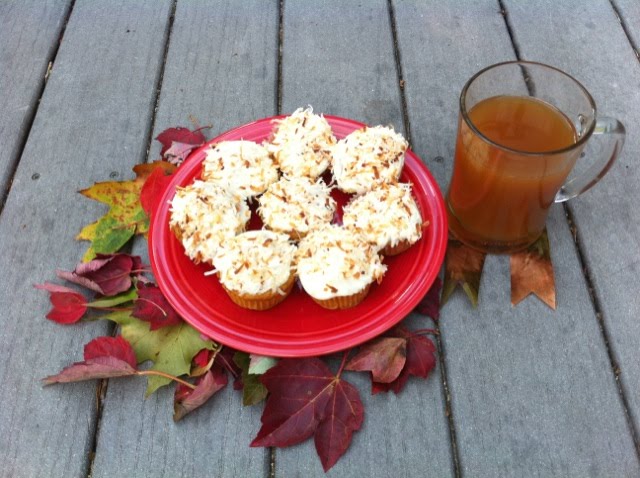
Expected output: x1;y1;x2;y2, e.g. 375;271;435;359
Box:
149;115;447;357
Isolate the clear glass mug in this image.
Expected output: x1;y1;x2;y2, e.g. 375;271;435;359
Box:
446;61;625;253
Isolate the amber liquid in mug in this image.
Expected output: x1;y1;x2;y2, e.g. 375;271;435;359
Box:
447;95;580;252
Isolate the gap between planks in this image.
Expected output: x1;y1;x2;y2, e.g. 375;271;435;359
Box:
497;0;640;462
609;0;640;61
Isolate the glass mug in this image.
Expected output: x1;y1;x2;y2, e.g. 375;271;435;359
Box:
446;61;625;253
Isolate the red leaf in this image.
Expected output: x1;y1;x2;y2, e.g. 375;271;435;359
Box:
314;378;364;472
56;253;141;296
163;142;201;166
155;127;206;157
132;283;183;330
372;327;437;395
84;336;137;369
43;336;138;385
140;166;175;217
345;337;406;383
415;276;442;320
193;349;212;369
251;358;364;471
34;282;87;324
173;368;228;421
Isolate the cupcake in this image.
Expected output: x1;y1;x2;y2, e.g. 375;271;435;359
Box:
257;176;336;240
332;125;408;194
211;230;297;310
267;107;336;179
296;225;387;309
169;180;250;265
342;183;424;255
202;140;278;199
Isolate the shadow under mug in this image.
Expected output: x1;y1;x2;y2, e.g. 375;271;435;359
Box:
446;61;625;254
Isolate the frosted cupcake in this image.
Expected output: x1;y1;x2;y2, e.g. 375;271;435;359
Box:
296;225;387;309
211;230;297;310
342;183;424;255
257;176;336;240
202;140;278;199
169;181;250;265
332;125;408;194
267;107;336;179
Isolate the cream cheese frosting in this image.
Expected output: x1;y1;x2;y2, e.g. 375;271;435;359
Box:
267;107;336;179
169;180;251;264
202;140;278;198
332;125;408;194
257;176;336;238
296;225;387;300
212;230;296;295
342;183;423;251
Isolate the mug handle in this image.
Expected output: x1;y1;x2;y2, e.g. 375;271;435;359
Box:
555;117;626;203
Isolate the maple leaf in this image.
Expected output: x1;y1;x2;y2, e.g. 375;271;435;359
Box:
139;166;175;218
173;368;228;421
56;253;143;296
251;358;364;471
156;126;207;165
345;337;407;383
371;327;437;395
442;239;486;307
34;282;87;324
234;352;268;406
43;336;137;384
77;161;176;261
132;283;183;330
102;311;215;395
415;276;443;320
510;229;556;309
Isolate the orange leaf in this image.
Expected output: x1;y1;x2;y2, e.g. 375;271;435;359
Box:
510;229;556;309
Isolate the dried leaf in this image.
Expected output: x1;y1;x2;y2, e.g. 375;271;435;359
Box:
156;127;206;158
43;336;137;384
132;283;183;330
415;276;442;320
34;282;87;324
442;239;486;307
77;161;176;261
234;352;268;406
164;141;201;166
56;253;142;296
345;337;406;383
173;369;228;421
510;229;556;309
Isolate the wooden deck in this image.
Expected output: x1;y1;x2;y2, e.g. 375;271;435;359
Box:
1;1;639;476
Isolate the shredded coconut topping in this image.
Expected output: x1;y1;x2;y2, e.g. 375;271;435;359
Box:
213;230;296;295
342;182;423;251
257;176;336;238
169;181;251;264
296;225;387;300
202;140;278;198
267;107;336;179
332;125;408;194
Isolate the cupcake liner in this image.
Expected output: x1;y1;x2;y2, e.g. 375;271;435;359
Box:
381;239;414;256
312;283;372;310
223;273;295;311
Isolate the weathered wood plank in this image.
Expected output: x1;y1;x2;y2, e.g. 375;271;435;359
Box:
0;0;71;198
0;1;171;477
275;1;454;476
394;0;640;476
91;1;278;477
505;0;640;445
614;0;640;51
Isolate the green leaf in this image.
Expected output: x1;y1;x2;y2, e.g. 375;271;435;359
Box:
248;354;278;375
87;288;138;308
234;352;268;406
102;311;215;395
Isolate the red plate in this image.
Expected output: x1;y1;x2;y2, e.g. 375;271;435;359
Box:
149;115;447;357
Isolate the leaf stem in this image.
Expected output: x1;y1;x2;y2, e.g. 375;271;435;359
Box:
135;297;168;317
87;305;134;312
411;328;440;336
336;350;350;378
136;370;196;390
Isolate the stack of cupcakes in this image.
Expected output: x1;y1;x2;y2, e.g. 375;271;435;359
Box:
169;106;426;310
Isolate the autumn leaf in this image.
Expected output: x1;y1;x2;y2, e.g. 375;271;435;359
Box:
156;126;207;165
234;352;268;406
248;354;278;375
132;283;183;330
56;253;144;296
102;311;215;395
442;239;486;307
415;276;443;320
511;229;556;309
34;282;87;324
371;327;437;395
251;358;364;471
345;337;406;383
43;336;137;384
77;161;176;261
173;368;228;421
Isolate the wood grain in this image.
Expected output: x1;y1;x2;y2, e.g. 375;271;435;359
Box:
395;0;640;475
0;1;171;476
